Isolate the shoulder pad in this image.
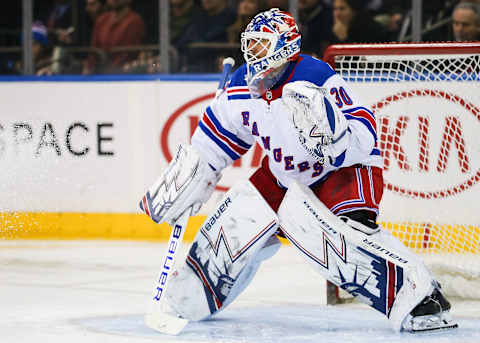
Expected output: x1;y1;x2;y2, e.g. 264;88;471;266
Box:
225;64;251;101
228;63;248;87
289;55;336;88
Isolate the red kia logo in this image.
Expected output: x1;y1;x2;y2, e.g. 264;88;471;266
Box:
374;89;480;199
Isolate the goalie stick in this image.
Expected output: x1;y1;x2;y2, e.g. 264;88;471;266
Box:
215;57;235;98
145;57;236;336
145;208;191;335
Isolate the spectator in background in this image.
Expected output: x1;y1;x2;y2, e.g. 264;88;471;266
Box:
46;0;75;45
35;1;76;75
8;22;54;75
265;0;288;11
176;0;236;72
452;2;480;41
227;0;267;44
418;0;457;41
329;0;389;44
372;0;407;41
364;0;383;14
222;0;267;69
322;0;383;14
171;0;202;48
122;0;202;74
87;0;106;19
298;0;332;58
81;0;106;45
83;0;145;74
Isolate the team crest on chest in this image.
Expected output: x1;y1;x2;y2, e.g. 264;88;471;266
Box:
240;110;324;176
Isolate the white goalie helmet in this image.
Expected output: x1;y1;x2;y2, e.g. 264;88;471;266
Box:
241;8;301;97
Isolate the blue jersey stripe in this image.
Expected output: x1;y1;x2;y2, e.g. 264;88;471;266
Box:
228;94;251;100
205;107;251;149
324;97;336;132
198;121;240;160
330;150;346;167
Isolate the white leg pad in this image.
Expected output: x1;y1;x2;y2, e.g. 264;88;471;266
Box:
221;234;281;310
166;180;279;321
278;181;434;331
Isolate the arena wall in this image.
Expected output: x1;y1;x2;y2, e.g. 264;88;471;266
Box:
1;75;478;244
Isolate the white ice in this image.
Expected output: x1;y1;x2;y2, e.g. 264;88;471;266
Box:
1;240;479;343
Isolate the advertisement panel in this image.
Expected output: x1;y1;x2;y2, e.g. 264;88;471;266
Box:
1;77;478;239
0;82;160;212
348;82;480;227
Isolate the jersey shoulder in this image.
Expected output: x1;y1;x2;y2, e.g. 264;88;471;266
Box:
225;63;251;100
228;63;248;87
290;54;336;87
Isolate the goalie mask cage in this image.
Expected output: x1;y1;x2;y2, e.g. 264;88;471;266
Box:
323;42;480;302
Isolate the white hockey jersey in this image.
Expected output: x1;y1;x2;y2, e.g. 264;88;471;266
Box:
192;54;382;188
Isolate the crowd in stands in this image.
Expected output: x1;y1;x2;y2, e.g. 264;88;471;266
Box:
1;0;479;75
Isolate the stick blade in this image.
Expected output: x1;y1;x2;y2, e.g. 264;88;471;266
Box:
145;312;189;335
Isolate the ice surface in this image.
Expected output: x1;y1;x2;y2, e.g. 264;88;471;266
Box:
1;241;479;343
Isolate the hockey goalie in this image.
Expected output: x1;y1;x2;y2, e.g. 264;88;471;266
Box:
140;8;457;333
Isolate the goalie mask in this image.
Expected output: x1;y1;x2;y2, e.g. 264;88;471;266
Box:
241;8;301;98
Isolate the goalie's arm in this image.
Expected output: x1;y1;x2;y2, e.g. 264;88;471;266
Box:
140;92;254;225
323;74;378;164
191;90;255;171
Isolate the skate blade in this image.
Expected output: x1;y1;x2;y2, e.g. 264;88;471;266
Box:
406;312;458;333
410;322;458;332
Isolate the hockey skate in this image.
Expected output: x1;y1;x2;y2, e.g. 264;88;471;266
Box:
401;288;458;332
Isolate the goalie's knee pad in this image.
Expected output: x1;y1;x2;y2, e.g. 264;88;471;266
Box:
166;180;280;321
221;234;281;310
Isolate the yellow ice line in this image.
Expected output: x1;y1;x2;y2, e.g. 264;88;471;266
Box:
1;213;478;254
0;212;205;241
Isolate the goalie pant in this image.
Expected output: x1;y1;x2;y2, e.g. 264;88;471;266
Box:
165;158;437;331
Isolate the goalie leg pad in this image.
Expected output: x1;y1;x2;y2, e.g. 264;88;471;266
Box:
278;181;437;331
166;180;279;321
221;234;281;310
